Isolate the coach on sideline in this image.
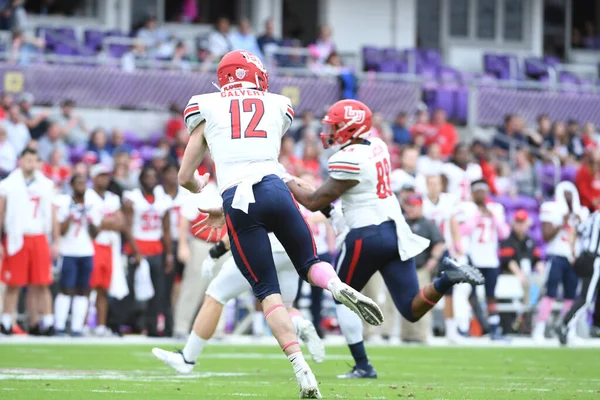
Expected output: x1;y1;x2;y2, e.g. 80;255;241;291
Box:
401;193;445;343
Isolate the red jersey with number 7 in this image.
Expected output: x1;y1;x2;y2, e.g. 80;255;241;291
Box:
328;137;401;229
184;90;294;194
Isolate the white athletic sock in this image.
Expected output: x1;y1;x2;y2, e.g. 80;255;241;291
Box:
1;314;12;330
42;314;55;330
335;303;364;345
445;318;457;337
70;296;89;333
182;332;207;362
291;315;304;336
287;351;308;375
54;294;72;331
252;311;265;336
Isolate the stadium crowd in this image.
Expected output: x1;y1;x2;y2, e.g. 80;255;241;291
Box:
0;84;599;344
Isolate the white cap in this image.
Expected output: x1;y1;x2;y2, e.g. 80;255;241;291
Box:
90;163;112;179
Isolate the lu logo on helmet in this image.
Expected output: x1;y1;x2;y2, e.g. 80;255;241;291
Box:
240;51;266;73
344;106;366;124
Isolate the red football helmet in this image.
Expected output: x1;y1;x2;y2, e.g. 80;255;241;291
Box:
217;50;269;91
320;99;372;149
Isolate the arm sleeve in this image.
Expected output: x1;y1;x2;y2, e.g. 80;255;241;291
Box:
328;151;362;182
184;96;206;134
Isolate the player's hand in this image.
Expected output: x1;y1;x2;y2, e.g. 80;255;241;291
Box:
132;251;142;267
193;206;225;242
201;256;217;281
51;242;60;259
165;254;175;274
191;171;210;193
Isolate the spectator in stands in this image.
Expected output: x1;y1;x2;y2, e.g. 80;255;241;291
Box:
575;150;600;210
1;92;13;115
309;24;335;65
166;103;185;142
0;125;16;178
512;148;541;199
170;41;191;71
279;134;302;176
583;21;597;49
410;109;436;145
3;103;29;155
206;17;232;63
136;15;171;57
113;150;139;190
427;109;458;158
292;110;317;142
301;140;321;176
10;0;26;31
499;209;544;310
110;128;131;155
121;40;148;72
391;146;426;194
492;114;527;157
170;129;188;165
317;51;345;76
370;111;392;142
548;121;579;165
281;38;307;68
9;29;43;65
525;114;552;149
19;92;48;140
566;119;585;159
391;112;411;146
56;99;87;146
41;148;70;191
87;128;113;166
471;140;498;195
417;142;444;176
38;121;67;163
257;19;279;56
580;122;599;149
229;18;263;61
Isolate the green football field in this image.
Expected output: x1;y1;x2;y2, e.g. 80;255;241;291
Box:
0;343;599;399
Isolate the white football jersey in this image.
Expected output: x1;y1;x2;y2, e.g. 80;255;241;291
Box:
441;162;482;201
85;189;121;246
0;176;54;235
155;185;189;241
463;201;506;268
540;201;576;261
184;89;294;193
422;192;457;247
329;137;403;229
55;194;103;257
123;188;172;242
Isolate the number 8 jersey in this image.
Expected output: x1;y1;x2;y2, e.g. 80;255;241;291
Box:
328;137;401;229
185;90;294;194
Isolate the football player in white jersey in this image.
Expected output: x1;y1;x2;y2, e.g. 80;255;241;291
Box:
286;99;484;378
155;50;380;398
87;164;124;336
460;179;510;340
422;174;464;342
533;181;588;341
122;165;173;337
441;143;483;201
155;162;188;337
54;174;102;336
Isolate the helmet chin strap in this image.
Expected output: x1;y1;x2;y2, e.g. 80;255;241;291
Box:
211;81;221;91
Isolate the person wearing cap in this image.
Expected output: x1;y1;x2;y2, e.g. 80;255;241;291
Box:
86;164;125;336
499;209;544;327
461;179;510;340
401;193;445;343
18;92;48;140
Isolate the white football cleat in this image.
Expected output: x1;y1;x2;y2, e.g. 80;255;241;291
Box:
297;319;325;363
297;367;322;398
330;281;384;326
152;348;195;374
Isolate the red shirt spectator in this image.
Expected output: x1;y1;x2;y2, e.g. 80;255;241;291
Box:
410;110;437;143
427;109;458;157
575;155;600;210
471;140;498;195
166;103;185;141
581;123;598;150
42;149;71;189
301;141;322;176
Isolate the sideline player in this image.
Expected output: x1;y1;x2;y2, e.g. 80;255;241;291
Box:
161;50;382;398
460;180;510;340
0;147;58;335
87;164;124;336
286;99;485;378
54;174;102;336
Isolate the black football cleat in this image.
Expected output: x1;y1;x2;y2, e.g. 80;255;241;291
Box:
29;324;42;336
43;326;56;337
0;324;12;336
555;324;568;346
337;365;378;379
442;257;485;286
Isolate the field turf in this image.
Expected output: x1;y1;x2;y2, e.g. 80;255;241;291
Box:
0;342;599;399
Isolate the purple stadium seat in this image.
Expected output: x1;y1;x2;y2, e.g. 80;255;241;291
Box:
108;44;129;58
493;195;515;210
382;47;403;61
453;86;468;123
362;46;381;71
56;27;76;40
148;132;164;146
561;165;578;182
84;29;104;51
54;42;76;56
524;57;546;78
69;146;86;164
543;56;560;67
139;146;155;162
529;229;543;247
420;49;442;67
124;131;144;148
516;195;539;212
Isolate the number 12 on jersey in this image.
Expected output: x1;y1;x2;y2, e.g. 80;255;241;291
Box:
229;99;267;139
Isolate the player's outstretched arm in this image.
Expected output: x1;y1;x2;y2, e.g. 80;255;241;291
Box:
286;177;358;212
178;121;209;194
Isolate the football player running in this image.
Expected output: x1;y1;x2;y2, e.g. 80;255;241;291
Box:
153;50;382;398
286;99;485;378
